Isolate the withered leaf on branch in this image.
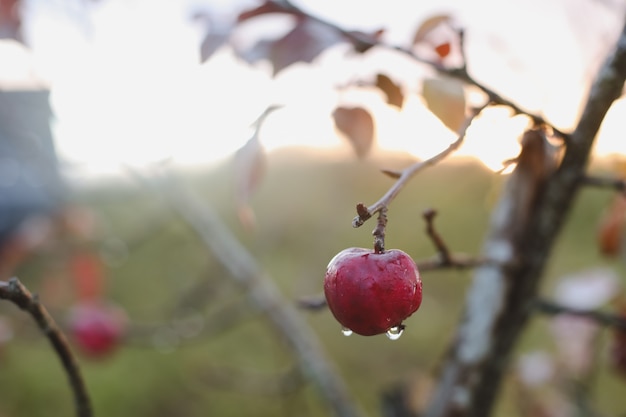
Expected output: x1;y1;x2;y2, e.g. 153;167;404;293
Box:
237;0;294;22
235;17;343;75
233;134;266;230
421;76;466;132
200;30;229;63
375;73;404;108
268;18;343;75
412;14;452;46
333;106;375;159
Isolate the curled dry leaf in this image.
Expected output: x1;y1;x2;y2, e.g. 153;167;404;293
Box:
422;77;466;132
235;17;343;75
268;18;342;75
200;30;229;63
375;74;404;108
412;14;452;46
332;107;374;159
233;135;266;230
597;193;626;257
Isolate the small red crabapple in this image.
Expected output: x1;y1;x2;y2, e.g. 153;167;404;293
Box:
68;301;126;358
324;247;422;338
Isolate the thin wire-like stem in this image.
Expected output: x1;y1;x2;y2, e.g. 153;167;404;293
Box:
581;175;626;191
533;298;626;331
0;278;92;417
352;104;489;227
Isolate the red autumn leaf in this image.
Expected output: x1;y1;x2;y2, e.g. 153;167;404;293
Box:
597;193;626;257
333;107;374;159
375;73;404;108
434;42;451;59
237;0;294;22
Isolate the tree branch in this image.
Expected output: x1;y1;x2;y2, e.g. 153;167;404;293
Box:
0;278;92;417
352;104;489;227
581;175;626;191
267;0;571;142
133;169;366;417
424;15;626;417
533;298;626;331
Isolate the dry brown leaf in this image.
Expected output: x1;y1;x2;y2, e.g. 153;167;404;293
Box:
422;77;466;132
375;74;404;108
333;107;374;159
412;14;451;45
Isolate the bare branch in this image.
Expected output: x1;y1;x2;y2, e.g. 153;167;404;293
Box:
352;104;489;228
425;15;626;417
265;0;571;142
533;298;626;331
417;255;485;272
422;209;452;265
0;278;91;417
581;175;626;191
124;297;255;348
132;169;366;417
196;365;304;396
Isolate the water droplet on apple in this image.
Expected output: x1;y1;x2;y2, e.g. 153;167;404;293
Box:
341;327;353;336
386;326;403;340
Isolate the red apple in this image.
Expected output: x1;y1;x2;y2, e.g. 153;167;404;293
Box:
68;302;126;358
324;247;422;337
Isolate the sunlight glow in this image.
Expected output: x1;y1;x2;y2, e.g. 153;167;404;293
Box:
5;0;626;180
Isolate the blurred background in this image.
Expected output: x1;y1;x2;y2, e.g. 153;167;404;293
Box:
1;0;626;416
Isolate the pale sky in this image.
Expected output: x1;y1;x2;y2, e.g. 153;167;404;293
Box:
3;0;626;179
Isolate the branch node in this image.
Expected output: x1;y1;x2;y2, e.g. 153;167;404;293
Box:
353;202;372;228
373;207;388;253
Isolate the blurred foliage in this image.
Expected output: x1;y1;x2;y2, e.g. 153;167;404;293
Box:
1;148;625;417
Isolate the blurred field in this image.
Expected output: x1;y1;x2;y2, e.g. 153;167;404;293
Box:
1;147;625;417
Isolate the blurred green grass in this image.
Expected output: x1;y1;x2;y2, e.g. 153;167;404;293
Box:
2;147;625;417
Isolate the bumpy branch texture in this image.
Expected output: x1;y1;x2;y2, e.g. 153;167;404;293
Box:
0;278;92;417
424;18;626;417
141;171;366;417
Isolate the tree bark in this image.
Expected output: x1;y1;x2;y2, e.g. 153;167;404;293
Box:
425;17;626;417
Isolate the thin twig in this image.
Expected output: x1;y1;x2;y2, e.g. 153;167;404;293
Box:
422;209;452;265
581;175;626;191
0;278;92;417
372;207;388;253
352;104;489;227
533;298;626;331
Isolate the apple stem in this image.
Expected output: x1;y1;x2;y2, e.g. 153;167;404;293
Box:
373;207;387;253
